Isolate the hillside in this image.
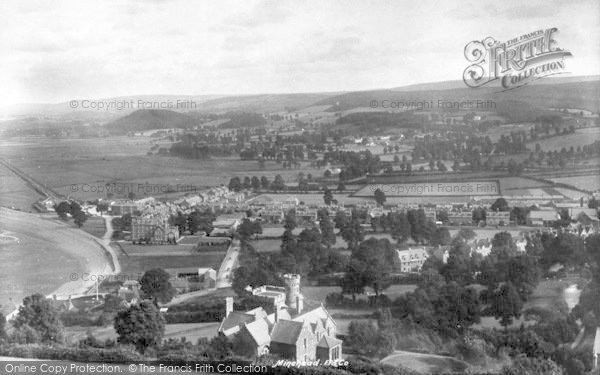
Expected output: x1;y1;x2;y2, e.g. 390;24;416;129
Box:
315;80;600;116
105;109;198;132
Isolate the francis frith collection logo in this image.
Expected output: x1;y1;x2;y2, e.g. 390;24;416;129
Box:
463;28;572;90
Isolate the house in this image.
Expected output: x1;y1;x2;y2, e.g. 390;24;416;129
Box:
212;213;246;236
448;211;473;225
486;211;510;226
396;248;429;272
165;267;216;292
251;285;287;308
259;209;285;224
131;216;179;244
570;208;600;229
218;274;341;361
527;210;559;226
117;280;141;305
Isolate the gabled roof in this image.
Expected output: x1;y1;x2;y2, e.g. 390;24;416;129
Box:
317;336;342;349
243;319;271;347
293;306;336;328
528;210;559;220
270;320;305;345
219;311;258;333
594;327;600;355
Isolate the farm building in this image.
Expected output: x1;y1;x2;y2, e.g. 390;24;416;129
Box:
165;267;216;292
527;210;559;226
486;211;510;226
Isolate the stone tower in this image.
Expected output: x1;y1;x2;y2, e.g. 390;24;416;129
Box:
283;273;301;309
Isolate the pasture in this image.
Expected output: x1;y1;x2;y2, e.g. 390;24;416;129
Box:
0;136;327;202
527;127;600;152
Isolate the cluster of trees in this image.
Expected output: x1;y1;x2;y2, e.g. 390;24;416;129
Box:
228;175;286;192
368;209;439;245
169;209;215;236
54;200;88;227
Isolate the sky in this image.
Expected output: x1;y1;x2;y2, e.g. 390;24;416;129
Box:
0;0;599;107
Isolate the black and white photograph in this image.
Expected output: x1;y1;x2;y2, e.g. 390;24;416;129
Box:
0;1;599;374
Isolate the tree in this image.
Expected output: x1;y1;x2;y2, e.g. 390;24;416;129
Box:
491;231;517;259
73;209;87;228
0;311;5;340
456;228;476;242
430;227;452;247
333;210;349;230
351;238;396;296
317;209;336;248
490;282;523;331
237;218;262;242
114;301;165;354
207;333;233;360
345;321;395;358
501;356;563;375
55;201;71;220
374;188;386;206
13;293;63;343
323;187;333;206
340;212;364;250
228;177;242;192
491;197;510;212
341;259;366;301
96;201;109;216
139;268;176;305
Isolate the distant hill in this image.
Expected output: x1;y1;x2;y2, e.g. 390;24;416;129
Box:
192;93;342;113
315;79;600;118
105;109;198;132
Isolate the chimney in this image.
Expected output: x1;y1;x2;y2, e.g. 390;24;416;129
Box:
296;295;303;315
225;297;234;317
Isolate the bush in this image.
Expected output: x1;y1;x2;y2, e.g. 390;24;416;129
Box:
0;343;143;363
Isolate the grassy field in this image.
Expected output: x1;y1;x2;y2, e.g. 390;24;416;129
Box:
120;242;199;256
0;162;44;211
118;252;225;278
552;175;600;191
381;350;468;374
0;136;327;203
64;322;220;344
527;127;600;152
79;216;106;238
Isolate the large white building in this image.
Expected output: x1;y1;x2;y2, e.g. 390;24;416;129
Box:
396;247;429;272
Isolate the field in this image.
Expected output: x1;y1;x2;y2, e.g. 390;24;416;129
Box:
64;322;221;344
381;350;468;374
117;252;225;278
0;136;327;203
551;175;600;192
527;127;600;152
0;162;43;210
79;216;106;238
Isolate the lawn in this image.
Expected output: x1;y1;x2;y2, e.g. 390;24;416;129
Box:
79;216;106;239
381;350;468;374
118;253;225;278
0;135;328;202
527;127;600;152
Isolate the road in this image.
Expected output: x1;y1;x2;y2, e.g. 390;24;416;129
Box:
216;238;240;288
